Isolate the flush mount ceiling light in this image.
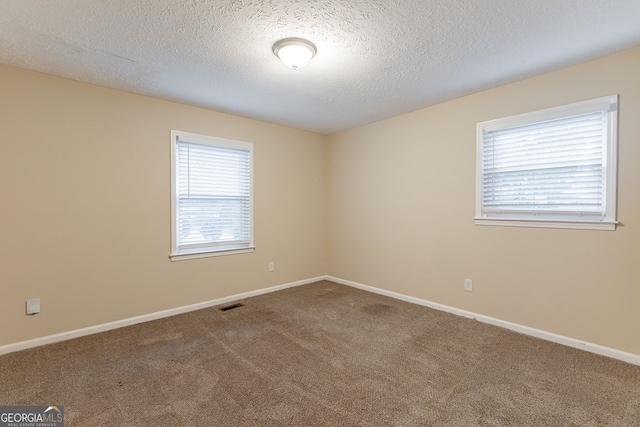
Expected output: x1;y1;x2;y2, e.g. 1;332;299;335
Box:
272;38;317;70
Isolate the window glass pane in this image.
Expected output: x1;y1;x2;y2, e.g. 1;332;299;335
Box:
171;131;253;257
482;111;605;216
475;95;617;229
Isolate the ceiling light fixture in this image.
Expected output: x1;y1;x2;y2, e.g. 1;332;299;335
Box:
272;38;317;70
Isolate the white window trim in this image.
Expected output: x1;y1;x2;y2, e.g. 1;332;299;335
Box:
170;130;254;261
475;95;619;231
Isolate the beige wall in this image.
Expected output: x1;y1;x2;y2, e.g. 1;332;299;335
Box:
0;65;327;346
327;47;640;355
2;48;639;356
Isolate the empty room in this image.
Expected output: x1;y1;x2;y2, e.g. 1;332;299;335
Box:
1;1;639;425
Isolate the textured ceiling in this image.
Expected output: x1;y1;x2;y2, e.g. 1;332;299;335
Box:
1;1;640;134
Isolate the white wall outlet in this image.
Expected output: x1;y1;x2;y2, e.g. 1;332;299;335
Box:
464;279;473;292
26;298;41;315
268;261;275;272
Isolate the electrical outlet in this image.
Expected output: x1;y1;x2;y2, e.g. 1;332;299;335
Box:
26;298;41;315
464;279;473;292
268;262;274;272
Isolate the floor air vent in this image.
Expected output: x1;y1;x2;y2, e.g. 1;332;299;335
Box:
219;303;244;312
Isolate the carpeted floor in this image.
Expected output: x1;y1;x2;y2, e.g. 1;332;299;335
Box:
1;280;639;426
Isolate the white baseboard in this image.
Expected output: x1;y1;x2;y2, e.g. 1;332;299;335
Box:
4;274;638;366
326;275;640;366
0;276;325;356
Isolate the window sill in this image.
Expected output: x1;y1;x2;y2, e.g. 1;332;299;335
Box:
474;218;617;231
170;246;255;261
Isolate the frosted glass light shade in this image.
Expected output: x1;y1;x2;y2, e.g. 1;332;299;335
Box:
273;38;317;70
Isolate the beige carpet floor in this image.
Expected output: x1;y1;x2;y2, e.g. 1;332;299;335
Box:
1;280;639;426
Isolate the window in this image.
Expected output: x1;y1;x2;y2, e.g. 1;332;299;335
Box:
475;95;618;230
170;130;253;260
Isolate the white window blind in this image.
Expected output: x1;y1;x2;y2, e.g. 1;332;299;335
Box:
171;131;253;259
476;95;618;230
